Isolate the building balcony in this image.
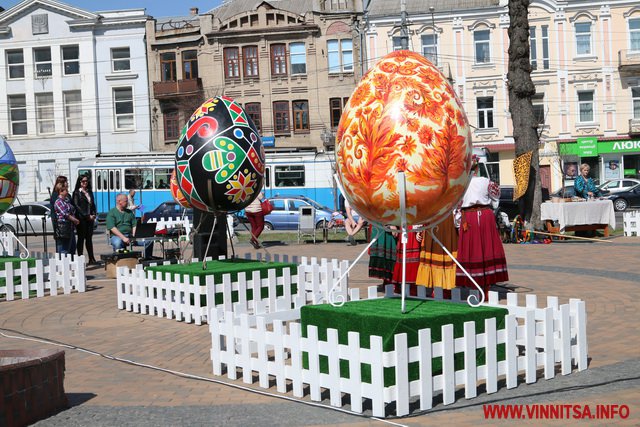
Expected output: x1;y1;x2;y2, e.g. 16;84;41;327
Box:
618;49;640;73
630;118;640;135
153;78;203;99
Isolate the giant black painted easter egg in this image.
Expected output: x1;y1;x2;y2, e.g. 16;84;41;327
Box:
175;97;265;213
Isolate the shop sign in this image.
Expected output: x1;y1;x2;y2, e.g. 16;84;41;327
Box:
262;136;275;147
559;139;640;155
576;137;598;156
605;140;640;153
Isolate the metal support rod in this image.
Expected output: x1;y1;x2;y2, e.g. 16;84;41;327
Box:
429;227;485;307
329;235;378;307
202;214;217;270
398;171;408;313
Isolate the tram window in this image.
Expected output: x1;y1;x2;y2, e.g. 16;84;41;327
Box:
109;171;115;190
125;168;152;189
115;170;121;190
155;168;171;189
96;171;103;190
274;165;304;187
264;167;271;187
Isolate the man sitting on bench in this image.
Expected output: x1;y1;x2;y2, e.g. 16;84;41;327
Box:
106;193;153;258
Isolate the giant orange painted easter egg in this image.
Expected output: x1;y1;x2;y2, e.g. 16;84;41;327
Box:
335;50;472;227
170;169;191;209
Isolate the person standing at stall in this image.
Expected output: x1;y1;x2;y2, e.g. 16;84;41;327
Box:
455;156;509;295
72;175;98;265
574;163;601;199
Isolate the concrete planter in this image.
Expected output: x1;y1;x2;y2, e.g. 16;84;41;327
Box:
1;349;67;426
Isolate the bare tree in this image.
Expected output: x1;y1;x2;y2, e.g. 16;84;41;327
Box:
507;0;543;229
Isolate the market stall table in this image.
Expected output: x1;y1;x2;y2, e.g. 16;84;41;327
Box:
540;199;616;236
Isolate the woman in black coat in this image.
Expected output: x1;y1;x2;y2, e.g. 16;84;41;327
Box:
72;175;97;264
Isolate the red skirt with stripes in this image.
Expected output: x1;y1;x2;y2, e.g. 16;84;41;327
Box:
455;207;509;294
391;230;421;295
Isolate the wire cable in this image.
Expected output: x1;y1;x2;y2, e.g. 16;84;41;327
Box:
0;327;405;426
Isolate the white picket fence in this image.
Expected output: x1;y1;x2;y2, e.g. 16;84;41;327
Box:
623;210;639;236
146;216;192;239
117;254;349;325
209;288;588;417
0;252;86;301
146;215;235;239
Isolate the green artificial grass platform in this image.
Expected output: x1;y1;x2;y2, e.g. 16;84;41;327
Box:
0;256;37;297
145;259;299;306
301;298;508;387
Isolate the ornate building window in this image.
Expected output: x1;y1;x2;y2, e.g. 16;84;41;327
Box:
224;47;240;78
271;44;287;76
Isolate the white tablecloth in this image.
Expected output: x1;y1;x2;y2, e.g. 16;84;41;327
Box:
540;200;616;233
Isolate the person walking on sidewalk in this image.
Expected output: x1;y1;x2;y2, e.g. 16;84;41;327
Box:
245;192;265;249
344;199;365;245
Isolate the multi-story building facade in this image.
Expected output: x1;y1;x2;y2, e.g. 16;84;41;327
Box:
146;0;365;153
0;0;150;202
366;0;640;192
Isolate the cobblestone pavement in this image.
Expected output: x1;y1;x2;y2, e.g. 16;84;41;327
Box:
1;233;639;426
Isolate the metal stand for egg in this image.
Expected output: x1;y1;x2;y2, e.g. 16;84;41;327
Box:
198;212;239;269
201;214;217;270
328;171;485;312
0;231;30;259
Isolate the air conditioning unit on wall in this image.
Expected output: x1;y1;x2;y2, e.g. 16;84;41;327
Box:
630;119;640;135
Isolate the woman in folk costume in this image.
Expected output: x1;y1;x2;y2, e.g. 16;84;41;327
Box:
455;156;509;294
415;213;458;298
368;223;397;289
390;225;422;296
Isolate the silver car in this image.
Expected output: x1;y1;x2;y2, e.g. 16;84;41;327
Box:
0;202;54;235
598;178;640;194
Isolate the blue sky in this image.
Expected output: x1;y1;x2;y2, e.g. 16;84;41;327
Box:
2;0;225;18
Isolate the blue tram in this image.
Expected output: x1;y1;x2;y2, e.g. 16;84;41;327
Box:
76;148;339;217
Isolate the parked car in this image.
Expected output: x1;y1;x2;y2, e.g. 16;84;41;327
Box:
142;201;193;223
607;184;640;211
262;195;340;230
0;202;53;235
550;184;609;200
597;178;640;194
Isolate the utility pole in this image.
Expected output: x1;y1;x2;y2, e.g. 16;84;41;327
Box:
429;6;437;65
399;0;409;50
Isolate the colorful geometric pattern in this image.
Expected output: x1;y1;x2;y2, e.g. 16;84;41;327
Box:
335;50;472;227
174;96;265;213
170;169;191;208
0;138;19;216
224;169;258;204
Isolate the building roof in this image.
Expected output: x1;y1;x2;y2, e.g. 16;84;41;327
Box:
366;0;501;18
206;0;314;22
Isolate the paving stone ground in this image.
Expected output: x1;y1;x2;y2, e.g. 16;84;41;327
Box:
1;232;639;426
